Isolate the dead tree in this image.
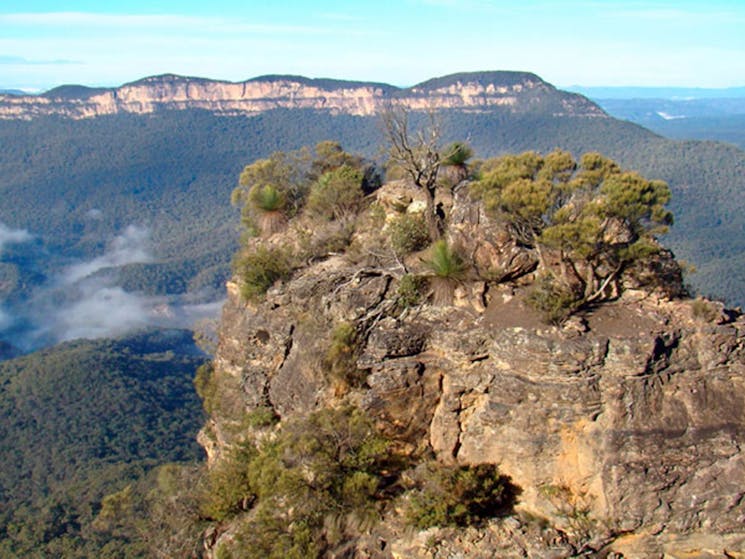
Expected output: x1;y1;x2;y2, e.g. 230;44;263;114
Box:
381;106;444;241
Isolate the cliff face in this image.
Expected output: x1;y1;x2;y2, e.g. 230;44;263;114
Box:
203;180;745;558
0;71;606;119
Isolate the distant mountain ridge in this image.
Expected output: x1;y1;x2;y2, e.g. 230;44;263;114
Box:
0;71;606;119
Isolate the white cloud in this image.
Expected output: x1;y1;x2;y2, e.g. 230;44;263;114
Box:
0;222;32;253
49;284;152;342
62;225;151;284
0;12;214;28
0;54;79;65
2;224;224;349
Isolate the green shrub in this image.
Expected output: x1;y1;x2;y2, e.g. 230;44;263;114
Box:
405;462;517;529
396;274;427;309
691;297;720;322
193;362;218;414
227;407;390;558
324;322;363;387
234;245;293;300
199;441;258;521
244;405;279;428
525;274;581;325
299;221;356;261
306;164;365;222
389;213;430;255
538;484;595;543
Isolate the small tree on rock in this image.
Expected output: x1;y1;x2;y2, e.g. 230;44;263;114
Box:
472;150;674;310
382;107;446;241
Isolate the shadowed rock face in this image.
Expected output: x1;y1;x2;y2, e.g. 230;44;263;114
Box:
0;71;607;120
203;181;745;558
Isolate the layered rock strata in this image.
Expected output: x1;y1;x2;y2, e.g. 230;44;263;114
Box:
0;71;606;120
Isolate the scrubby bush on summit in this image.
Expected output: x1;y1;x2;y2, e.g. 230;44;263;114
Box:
472;149;674;313
306;164;366;222
388;213;430;255
232;141;378;238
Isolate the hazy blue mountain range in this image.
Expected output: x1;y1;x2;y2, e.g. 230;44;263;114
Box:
586;96;745;150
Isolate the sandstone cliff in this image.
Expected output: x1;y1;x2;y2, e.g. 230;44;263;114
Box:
0;71;606;120
200;174;745;558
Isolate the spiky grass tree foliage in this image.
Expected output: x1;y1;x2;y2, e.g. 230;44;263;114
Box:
440;141;474;185
424;240;465;306
249;184;288;236
442;142;474;168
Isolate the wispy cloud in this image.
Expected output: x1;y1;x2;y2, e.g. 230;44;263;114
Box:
62;225;151;284
606;4;745;24
0;54;79;65
0;12;331;35
0;12;215;27
0;224;223;349
0;221;32;253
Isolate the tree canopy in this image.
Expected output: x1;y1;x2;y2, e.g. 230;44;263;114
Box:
472;149;673;305
231;141;375;237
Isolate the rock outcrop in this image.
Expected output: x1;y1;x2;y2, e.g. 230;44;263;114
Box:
0;71;606;120
202;178;745;558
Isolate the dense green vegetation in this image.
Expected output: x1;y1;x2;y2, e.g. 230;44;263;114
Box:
204;407;391;558
471;150;674;320
0;329;205;557
193;406;517;558
405;462;517;529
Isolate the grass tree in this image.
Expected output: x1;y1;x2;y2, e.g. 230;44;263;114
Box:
424;239;465;305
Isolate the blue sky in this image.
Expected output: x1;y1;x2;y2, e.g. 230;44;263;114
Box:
1;0;744;91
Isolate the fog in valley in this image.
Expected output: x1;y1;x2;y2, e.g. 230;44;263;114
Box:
0;221;223;353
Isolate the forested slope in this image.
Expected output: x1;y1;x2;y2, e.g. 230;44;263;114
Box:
0;329;205;557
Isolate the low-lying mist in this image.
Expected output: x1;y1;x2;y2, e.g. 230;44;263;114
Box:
0;223;224;354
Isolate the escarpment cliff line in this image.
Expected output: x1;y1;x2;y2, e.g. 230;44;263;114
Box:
0;71;607;119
